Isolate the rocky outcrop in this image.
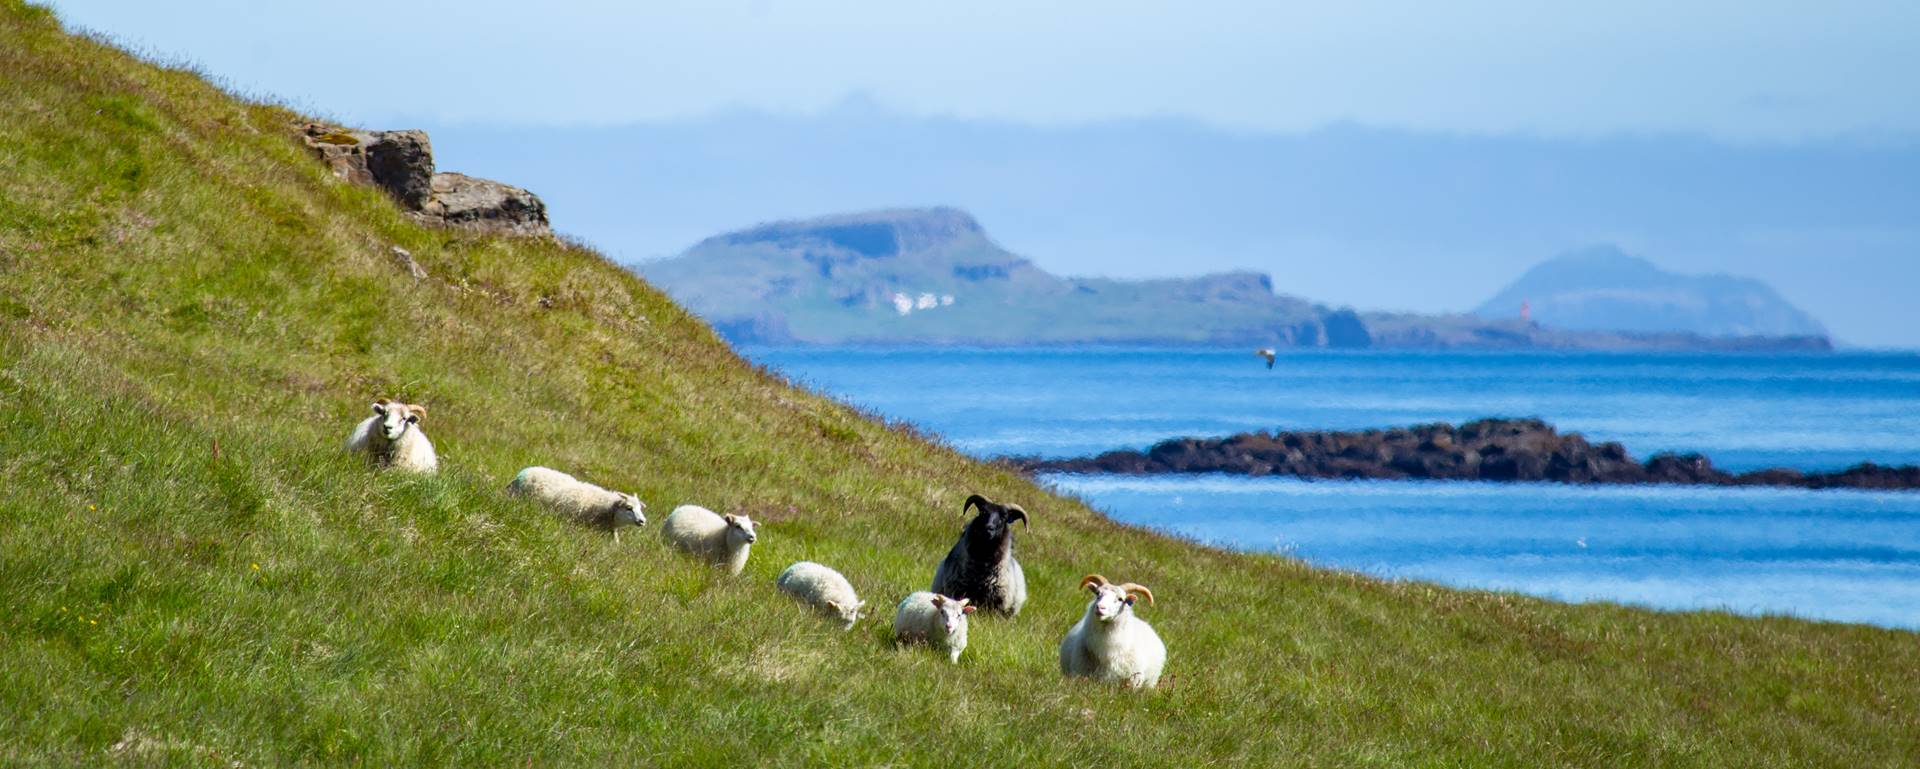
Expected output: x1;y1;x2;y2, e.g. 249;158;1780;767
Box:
298;123;548;236
1005;418;1920;491
422;173;548;236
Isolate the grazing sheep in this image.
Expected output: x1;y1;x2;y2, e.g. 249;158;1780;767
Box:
776;561;866;630
660;505;756;575
1059;574;1166;689
506;466;646;541
892;591;974;664
930;494;1029;616
344;399;438;474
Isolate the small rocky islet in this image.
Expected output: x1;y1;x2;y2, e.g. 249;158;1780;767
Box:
1004;417;1920;491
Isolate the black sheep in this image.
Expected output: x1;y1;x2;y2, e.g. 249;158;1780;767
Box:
930;494;1030;615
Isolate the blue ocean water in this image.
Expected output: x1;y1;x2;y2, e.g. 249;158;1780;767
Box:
747;348;1920;471
1044;475;1920;628
745;347;1920;627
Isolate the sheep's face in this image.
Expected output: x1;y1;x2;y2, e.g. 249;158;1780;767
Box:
613;495;647;528
370;400;423;441
961;495;1029;550
931;595;974;634
826;599;867;630
723;514;757;545
1088;584;1136;623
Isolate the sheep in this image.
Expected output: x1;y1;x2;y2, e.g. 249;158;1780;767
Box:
659;504;756;575
344;399;438;473
930;494;1029;616
892;591;974;664
776;561;867;630
1058;574;1166;689
506;466;646;541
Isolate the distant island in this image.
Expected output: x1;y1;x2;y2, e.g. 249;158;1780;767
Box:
1005;418;1920;491
635;207;1831;351
1473;245;1827;338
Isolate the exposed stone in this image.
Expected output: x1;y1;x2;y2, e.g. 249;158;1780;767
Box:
420;172;549;235
300;123;375;185
362;130;433;209
297;122;548;237
389;246;426;282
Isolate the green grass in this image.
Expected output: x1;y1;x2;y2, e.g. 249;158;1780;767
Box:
2;3;1917;765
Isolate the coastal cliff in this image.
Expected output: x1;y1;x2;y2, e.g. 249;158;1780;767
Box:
639;209;1832;351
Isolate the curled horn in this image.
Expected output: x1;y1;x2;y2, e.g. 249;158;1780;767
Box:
963;494;991;516
1079;574;1110;592
1003;503;1030;528
1119;583;1155;606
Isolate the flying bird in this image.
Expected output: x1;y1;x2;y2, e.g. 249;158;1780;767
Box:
1256;348;1276;369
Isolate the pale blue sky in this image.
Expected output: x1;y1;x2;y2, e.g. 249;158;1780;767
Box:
41;1;1920;346
47;0;1920;141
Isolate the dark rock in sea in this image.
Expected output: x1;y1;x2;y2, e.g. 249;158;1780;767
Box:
1003;418;1920;492
1642;452;1731;486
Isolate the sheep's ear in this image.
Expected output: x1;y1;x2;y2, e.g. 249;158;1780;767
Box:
723;514;737;524
826;600;844;612
371;401;387;415
408;404;427;421
930;595;946;607
961;605;976;615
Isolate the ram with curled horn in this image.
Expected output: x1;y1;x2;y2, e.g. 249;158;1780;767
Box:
929;493;1031;616
1080;574;1153;606
1060;573;1167;688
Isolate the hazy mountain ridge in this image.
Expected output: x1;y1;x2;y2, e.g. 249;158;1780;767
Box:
418;113;1920;346
638;209;1830;350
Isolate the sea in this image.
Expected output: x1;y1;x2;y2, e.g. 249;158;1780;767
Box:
744;348;1920;629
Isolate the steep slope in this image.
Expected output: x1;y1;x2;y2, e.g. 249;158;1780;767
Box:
1475;245;1829;338
638;208;1336;345
1;4;1915;766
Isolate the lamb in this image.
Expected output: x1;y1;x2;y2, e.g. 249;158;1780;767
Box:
659;504;757;575
1058;574;1166;689
344;399;438;474
929;494;1029;616
506;466;646;541
775;561;866;630
892;591;974;664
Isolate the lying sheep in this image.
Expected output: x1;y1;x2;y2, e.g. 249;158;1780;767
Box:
660;505;756;575
776;561;866;630
893;591;974;664
506;466;646;541
344;399;438;474
1059;574;1165;688
930;494;1029;616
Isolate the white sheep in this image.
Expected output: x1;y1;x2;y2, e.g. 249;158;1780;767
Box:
344;399;438;474
1059;574;1166;688
776;561;867;630
892;591;974;664
506;466;646;541
659;505;756;575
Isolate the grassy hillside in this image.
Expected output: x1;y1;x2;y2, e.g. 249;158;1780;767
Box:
1;4;1916;766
